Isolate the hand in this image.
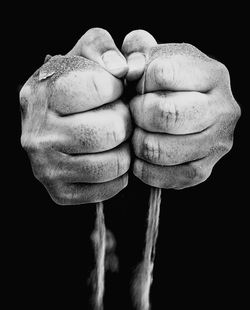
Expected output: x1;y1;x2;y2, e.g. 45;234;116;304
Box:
122;30;241;189
20;28;132;205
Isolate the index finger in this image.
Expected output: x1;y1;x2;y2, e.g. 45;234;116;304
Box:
39;55;123;115
137;44;226;93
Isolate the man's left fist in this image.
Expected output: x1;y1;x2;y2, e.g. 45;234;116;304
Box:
122;30;241;189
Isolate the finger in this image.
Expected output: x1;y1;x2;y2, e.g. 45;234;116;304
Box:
44;143;131;183
133;158;212;189
67;28;128;78
121;30;157;81
130;91;216;134
44;173;129;205
45;55;123;115
47;101;132;153
132;127;219;166
137;51;224;93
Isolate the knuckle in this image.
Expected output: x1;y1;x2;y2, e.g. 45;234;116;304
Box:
19;84;32;118
221;96;241;120
181;42;196;50
142;136;161;164
222;139;233;153
133;159;149;185
40;166;59;183
51;182;88;206
175;43;206;58
152;61;162;85
19;94;28;117
212;140;233;157
216;100;241;143
159;98;179;130
49;183;73;206
30;161;46;183
81;27;110;44
19;84;31;105
32;165;47;182
21;133;52;154
231;99;241;121
170;164;210;190
122;30;156;55
152;60;176;88
50;195;67;206
116;144;131;176
111;129;119;144
86;27;109;36
213;61;231;85
21;134;39;153
216;61;230;78
184;164;208;184
30;155;55;183
21;137;59;184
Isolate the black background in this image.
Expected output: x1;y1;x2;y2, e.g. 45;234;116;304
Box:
9;4;247;309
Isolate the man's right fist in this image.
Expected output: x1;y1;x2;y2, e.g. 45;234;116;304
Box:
20;29;132;205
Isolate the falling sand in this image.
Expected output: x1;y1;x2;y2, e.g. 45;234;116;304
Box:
132;188;162;310
90;190;161;310
91;202;119;310
91;202;106;310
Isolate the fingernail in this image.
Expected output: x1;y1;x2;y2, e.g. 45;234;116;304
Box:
102;50;128;78
126;52;146;81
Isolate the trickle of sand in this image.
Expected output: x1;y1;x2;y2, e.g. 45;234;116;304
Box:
132;187;161;310
91;202;106;310
91;202;119;310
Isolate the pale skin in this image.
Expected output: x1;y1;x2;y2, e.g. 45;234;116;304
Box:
20;28;241;205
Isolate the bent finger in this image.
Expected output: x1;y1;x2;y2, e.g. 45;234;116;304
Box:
67;28;128;78
133;158;212;189
45;173;128;205
46;143;131;183
47;100;132;153
130;91;215;134
137;52;224;93
121;30;157;81
46;56;123;115
132;127;217;166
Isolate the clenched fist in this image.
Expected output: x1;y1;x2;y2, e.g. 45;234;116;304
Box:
122;30;241;189
20;28;132;205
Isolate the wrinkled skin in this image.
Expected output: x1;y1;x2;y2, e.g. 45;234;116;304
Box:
20;29;131;205
122;30;241;189
20;28;241;205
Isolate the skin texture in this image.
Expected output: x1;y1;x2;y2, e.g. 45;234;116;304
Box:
122;30;241;189
20;29;131;205
20;28;241;204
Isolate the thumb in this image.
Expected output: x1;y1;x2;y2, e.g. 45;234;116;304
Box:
121;30;157;81
67;28;128;78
